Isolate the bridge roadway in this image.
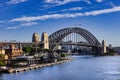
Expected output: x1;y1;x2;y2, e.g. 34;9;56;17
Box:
1;42;102;48
50;42;102;47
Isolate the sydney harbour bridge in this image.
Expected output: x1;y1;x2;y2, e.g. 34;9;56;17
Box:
1;27;105;55
49;27;101;46
49;27;103;55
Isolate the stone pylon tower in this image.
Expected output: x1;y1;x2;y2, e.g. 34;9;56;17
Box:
102;40;106;54
32;33;40;43
41;32;49;49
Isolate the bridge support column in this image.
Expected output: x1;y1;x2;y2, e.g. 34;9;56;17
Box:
102;40;106;54
41;32;49;49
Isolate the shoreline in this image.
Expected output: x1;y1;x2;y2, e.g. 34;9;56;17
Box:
4;58;73;73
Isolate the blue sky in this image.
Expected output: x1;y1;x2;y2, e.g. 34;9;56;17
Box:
0;0;120;46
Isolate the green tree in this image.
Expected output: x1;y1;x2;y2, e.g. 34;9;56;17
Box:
37;48;41;52
61;53;66;57
23;46;32;53
0;54;6;66
0;54;4;59
0;60;6;66
43;49;50;53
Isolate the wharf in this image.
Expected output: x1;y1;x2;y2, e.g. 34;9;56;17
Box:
6;59;72;73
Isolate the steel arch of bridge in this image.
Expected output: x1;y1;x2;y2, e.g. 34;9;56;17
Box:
49;27;101;46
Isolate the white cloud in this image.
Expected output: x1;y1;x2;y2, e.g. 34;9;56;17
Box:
20;22;38;26
45;0;55;3
44;0;90;6
96;0;103;2
62;7;82;11
10;6;120;22
43;0;91;8
6;0;28;4
0;21;5;23
48;7;82;13
7;22;38;29
84;0;91;4
45;0;80;5
7;26;18;29
109;2;116;8
0;4;3;6
84;6;120;16
10;13;84;22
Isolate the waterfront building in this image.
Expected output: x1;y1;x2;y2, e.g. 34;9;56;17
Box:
0;49;8;60
0;48;5;55
0;43;4;54
5;43;23;59
0;43;8;60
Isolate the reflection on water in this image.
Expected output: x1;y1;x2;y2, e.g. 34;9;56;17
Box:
0;56;120;80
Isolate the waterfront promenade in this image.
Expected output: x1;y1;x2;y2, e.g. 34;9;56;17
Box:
5;58;72;73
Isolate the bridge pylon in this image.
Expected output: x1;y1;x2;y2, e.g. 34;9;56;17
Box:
41;32;49;49
102;40;106;54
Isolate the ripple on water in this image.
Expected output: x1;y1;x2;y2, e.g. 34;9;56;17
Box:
105;71;120;75
1;56;120;80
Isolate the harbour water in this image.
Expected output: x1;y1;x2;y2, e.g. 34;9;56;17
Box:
0;56;120;80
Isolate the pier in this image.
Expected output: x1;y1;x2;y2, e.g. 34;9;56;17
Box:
5;59;72;73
